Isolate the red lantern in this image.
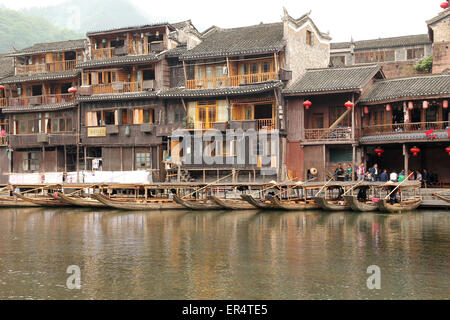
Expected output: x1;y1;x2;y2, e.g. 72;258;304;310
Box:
363;106;369;115
443;100;448;109
374;148;384;157
408;101;414;110
386;104;392;112
303;100;312;110
345;101;354;110
446;147;450;156
68;87;77;94
0;85;4;90
441;2;449;9
410;147;421;157
423;101;429;110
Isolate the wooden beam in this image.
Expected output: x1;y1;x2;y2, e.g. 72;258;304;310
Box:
181;98;187;111
182;60;188;86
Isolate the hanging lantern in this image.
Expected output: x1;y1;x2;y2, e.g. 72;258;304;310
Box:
68;87;77;94
363;106;369;115
423;101;429;110
445;147;450;156
443;100;448;109
303;100;312;110
410;146;421;157
0;85;4;90
374;147;385;157
408;101;414;110
345;101;354;111
386;104;392;112
441;2;449;9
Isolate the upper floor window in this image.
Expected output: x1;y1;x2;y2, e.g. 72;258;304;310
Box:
136;152;151;170
407;48;424;60
330;56;346;67
355;50;395;64
306;31;313;46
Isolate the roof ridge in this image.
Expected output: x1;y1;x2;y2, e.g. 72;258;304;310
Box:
374;73;450;83
306;63;379;71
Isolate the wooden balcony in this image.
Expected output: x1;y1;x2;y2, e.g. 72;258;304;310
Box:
91;42;166;60
304;127;353;142
362;121;450;136
0;98;7;108
7;94;74;107
189;119;275;131
91;82;141;95
8;133;77;148
16;60;77;75
186;72;277;89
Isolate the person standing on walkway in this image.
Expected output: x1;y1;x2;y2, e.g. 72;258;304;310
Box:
380;169;388;182
357;163;365;181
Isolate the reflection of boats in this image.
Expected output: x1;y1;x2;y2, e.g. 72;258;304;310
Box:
208;196;256;210
240;194;279;210
173;195;222;210
57;193;107;208
270;197;320;211
314;196;350;211
92;194;185;211
343;195;378;212
13;192;70;207
0;196;40;207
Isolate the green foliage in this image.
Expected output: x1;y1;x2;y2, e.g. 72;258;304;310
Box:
414;56;433;73
0;7;82;54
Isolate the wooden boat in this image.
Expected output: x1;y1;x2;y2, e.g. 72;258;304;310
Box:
173;195;223;210
0;196;40;207
377;198;422;213
240;194;279;210
13;192;70;207
208;196;256;210
313;196;350;211
433;192;450;204
92;194;185;211
343;195;378;212
57;193;108;208
270;197;320;211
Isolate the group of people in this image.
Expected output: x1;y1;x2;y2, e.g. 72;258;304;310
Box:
334;163;436;187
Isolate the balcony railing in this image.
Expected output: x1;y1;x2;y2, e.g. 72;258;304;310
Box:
7;94;74;107
257;119;275;131
186;72;277;89
304;127;353;142
91;82;141;95
91;42;166;60
362;121;450;136
189;119;275;131
16;60;77;75
0;98;7;108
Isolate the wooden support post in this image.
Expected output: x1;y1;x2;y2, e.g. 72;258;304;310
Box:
76;144;79;182
84;146;87;170
403;144;409;176
42;146;45;172
351;93;355;141
120;147;123;171
64;145;67;173
352;144;356;182
182;61;188;87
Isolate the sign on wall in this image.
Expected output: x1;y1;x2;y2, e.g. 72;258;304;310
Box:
88;127;107;137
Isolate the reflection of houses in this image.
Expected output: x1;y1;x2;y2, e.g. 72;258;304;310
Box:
167;10;331;182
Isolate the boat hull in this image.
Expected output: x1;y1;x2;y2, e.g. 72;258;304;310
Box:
0;196;40;208
240;194;279;210
208;196;256;210
270;197;320;211
13;192;70;207
173;195;223;210
92;194;185;211
313;196;350;211
57;193;108;208
377;198;422;213
343;195;378;212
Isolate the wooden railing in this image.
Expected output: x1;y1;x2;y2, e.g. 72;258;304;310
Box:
91;82;141;95
0;98;7;108
7;94;73;107
92;48;115;60
189;119;275;131
186;72;277;89
257;119;275;131
304;127;352;141
362;121;450;136
91;42;166;60
16;60;77;75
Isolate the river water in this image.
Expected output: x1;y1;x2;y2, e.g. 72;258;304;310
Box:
0;208;448;300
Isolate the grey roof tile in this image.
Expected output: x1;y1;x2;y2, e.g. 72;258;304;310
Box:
77;91;158;102
426;8;450;26
9;39;86;57
0;55;14;80
0;70;80;84
2;102;77;114
360;74;450;103
181;23;285;60
77;53;160;69
331;34;431;51
284;64;382;95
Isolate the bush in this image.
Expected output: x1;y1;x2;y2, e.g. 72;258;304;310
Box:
414;56;433;73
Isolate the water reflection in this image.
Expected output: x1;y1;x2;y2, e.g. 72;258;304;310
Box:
0;209;448;300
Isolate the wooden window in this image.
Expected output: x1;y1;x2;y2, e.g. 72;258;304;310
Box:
14;114;41;134
306;31;313;46
23;152;40;172
407;48;425;60
330;56;346;67
136;152;151;170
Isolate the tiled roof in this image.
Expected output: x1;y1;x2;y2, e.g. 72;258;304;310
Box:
331;34;431;51
427;8;450;26
0;55;14;80
181;22;285;60
77;91;158;102
77;54;160;68
0;70;80;84
360;74;450;103
164;46;188;58
360;131;450;144
2;102;77;114
284;64;382;95
86;23;173;36
159;81;283;98
8;40;86;57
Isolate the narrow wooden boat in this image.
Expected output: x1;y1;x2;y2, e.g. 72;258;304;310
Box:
92;194;185;211
173;195;222;210
13;192;70;207
240;194;279;210
377;198;422;213
313;196;350;211
208;196;256;210
433;192;450;204
57;193;108;208
343;195;378;212
0;196;40;207
270;197;320;211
